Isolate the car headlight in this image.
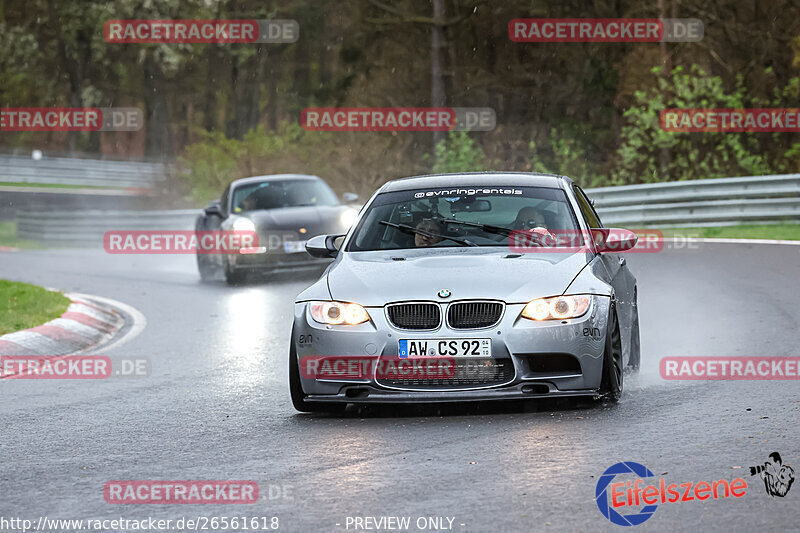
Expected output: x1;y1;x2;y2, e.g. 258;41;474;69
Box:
340;208;358;228
521;295;591;321
310;301;370;325
231;217;256;232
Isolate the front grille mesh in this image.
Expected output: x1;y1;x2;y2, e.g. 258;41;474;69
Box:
447;301;503;329
379;358;514;389
387;303;440;330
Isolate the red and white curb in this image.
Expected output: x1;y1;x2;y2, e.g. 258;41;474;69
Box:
0;292;130;356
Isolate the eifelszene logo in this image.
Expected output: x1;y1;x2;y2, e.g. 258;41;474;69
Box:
749;452;794;497
595;462;659;526
595;461;748;526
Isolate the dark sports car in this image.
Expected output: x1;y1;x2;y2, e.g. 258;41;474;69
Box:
195;174;359;284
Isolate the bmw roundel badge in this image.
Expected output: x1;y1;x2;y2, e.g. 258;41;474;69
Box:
438;289;451;298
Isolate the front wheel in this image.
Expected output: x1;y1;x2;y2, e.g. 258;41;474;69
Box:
627;306;641;372
196;253;219;281
223;260;247;285
597;305;623;402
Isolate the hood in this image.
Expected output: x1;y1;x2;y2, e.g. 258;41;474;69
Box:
232;206;354;241
244;205;346;232
326;248;592;306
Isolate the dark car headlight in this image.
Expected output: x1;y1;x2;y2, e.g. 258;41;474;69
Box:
340;208;359;228
521;295;591;321
231;217;256;232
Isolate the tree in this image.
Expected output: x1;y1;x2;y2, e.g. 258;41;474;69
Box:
613;65;781;184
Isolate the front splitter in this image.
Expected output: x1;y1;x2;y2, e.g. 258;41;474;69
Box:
306;383;598;403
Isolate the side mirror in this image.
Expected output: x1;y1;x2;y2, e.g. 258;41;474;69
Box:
591;228;638;253
204;201;224;217
306;234;345;258
342;192;359;203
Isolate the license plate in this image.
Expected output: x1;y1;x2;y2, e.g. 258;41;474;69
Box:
398;338;491;358
283;240;307;253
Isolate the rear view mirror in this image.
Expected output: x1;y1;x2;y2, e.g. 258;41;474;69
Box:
306;234;345;258
450;198;491;213
591;228;638;253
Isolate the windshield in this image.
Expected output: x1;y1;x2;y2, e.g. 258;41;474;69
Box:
347;186;579;251
231;179;339;213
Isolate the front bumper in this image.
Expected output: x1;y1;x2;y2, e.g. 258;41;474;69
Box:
226;250;331;273
292;296;611;403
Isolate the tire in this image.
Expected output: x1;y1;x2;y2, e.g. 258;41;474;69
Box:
196;253;218;282
195;215;221;282
289;343;347;414
598;305;623;402
627;306;641;372
223;260;247;285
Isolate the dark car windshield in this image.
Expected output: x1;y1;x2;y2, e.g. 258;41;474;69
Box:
347;185;580;251
231;179;339;213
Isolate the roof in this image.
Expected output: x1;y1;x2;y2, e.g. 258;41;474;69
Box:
231;174;322;187
380;172;569;192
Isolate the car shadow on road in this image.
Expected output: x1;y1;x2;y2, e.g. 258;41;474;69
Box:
199;268;326;287
299;397;617;420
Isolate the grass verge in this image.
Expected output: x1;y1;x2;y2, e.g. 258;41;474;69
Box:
0;280;71;336
644;223;800;241
0;222;44;249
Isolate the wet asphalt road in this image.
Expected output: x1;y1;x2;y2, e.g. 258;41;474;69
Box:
1;242;800;532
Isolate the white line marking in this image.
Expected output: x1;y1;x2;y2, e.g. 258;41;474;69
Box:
688;237;800;246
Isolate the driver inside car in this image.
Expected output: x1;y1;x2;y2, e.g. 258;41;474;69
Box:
512;206;557;247
414;218;444;247
513;206;549;229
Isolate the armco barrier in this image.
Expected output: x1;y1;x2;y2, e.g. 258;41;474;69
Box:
16;210;197;246
587;174;800;227
13;174;800;246
0;154;167;189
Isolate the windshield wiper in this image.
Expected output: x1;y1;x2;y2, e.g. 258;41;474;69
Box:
442;218;514;236
378;220;478;247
